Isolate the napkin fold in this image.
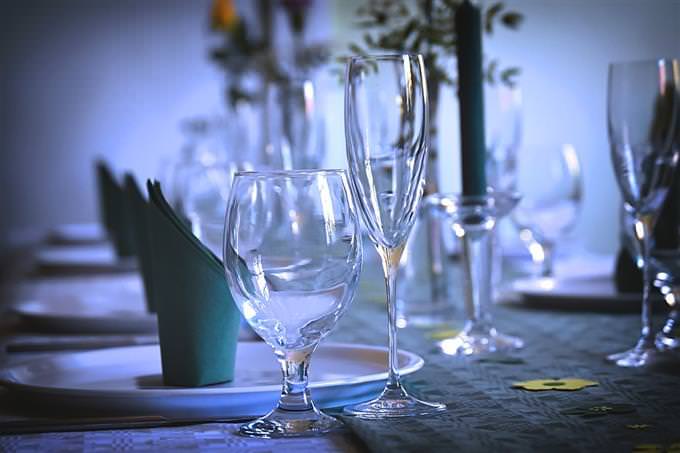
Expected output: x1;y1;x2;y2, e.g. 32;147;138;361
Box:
145;180;240;387
123;174;156;313
95;161;136;258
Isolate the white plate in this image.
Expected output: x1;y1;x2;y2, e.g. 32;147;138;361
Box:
13;299;157;334
12;276;156;334
48;223;106;245
35;245;136;274
510;275;641;311
0;342;424;418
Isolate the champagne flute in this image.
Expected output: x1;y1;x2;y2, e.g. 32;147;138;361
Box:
607;58;680;367
223;170;363;437
343;54;446;418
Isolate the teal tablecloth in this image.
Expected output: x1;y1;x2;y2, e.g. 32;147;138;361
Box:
329;296;680;452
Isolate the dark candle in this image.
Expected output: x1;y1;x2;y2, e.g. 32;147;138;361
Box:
455;0;487;197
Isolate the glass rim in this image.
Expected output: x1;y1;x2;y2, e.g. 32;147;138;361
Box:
347;53;424;63
233;169;347;179
608;58;679;68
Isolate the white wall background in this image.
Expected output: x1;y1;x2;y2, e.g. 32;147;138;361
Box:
2;0;680;253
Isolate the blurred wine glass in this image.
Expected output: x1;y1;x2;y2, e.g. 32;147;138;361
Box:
182;162;236;256
486;83;522;193
511;144;583;277
607;58;680;367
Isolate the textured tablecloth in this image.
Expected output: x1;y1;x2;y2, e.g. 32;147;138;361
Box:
2;263;680;452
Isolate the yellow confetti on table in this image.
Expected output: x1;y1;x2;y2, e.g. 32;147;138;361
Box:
511;378;598;391
429;328;461;340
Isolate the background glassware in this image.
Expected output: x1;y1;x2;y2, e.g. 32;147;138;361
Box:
607;58;680;367
511;144;583;277
262;78;326;170
435;192;524;355
396;195;461;327
486;84;523;296
223;170;362;437
343;54;445;418
652;255;680;350
182;162;236;255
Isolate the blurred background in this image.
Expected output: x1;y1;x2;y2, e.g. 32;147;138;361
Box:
1;0;679;255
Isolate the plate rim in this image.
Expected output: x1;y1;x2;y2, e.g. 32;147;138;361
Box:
12;300;156;322
0;342;424;398
510;276;641;302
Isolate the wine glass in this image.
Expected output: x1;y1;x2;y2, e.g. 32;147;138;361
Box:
223;170;363;437
183;162;236;255
343;54;446;418
511;144;583;277
607;58;680;367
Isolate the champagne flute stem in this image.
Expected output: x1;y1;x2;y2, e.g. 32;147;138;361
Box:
633;216;654;345
276;349;313;411
377;244;405;388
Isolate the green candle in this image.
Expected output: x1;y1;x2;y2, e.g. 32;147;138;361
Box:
455;0;487;197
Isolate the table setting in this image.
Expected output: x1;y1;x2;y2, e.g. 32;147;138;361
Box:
2;0;680;451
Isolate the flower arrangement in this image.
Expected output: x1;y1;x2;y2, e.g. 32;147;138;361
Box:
209;0;328;107
338;0;523;89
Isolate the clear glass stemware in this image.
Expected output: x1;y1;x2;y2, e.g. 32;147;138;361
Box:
223;170;363;437
511;144;583;277
343;54;446;418
607;58;680;367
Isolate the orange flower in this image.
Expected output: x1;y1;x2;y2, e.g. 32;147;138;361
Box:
211;0;238;31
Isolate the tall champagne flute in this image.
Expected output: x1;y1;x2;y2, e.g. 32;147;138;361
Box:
223;170;363;437
343;54;446;417
607;58;680;367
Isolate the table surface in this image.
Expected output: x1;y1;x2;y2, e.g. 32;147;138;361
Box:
1;246;680;452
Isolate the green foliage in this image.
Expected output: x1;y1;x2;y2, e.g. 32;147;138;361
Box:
336;0;523;89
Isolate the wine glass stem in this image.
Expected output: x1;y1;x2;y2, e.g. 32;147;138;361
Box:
276;348;314;411
633;216;654;345
461;228;493;333
541;242;555;278
378;244;405;388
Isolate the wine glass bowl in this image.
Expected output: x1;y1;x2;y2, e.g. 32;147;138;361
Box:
511;144;582;277
343;54;446;418
223;169;363;437
607;58;680;367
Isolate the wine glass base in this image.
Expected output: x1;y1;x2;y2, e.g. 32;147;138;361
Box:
343;384;446;419
437;330;524;356
606;340;663;368
656;333;680;351
239;406;342;438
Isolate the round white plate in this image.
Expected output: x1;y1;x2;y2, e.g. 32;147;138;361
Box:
35;245;136;274
0;342;424;418
48;223;106;245
13;299;157;334
12;275;155;334
510;275;641;311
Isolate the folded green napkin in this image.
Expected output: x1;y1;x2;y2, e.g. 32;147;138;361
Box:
123;174;156;313
146;180;240;387
95;161;136;258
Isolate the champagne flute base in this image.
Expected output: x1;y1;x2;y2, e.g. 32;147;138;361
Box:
343;384;446;419
239;406;342;438
438;328;524;356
